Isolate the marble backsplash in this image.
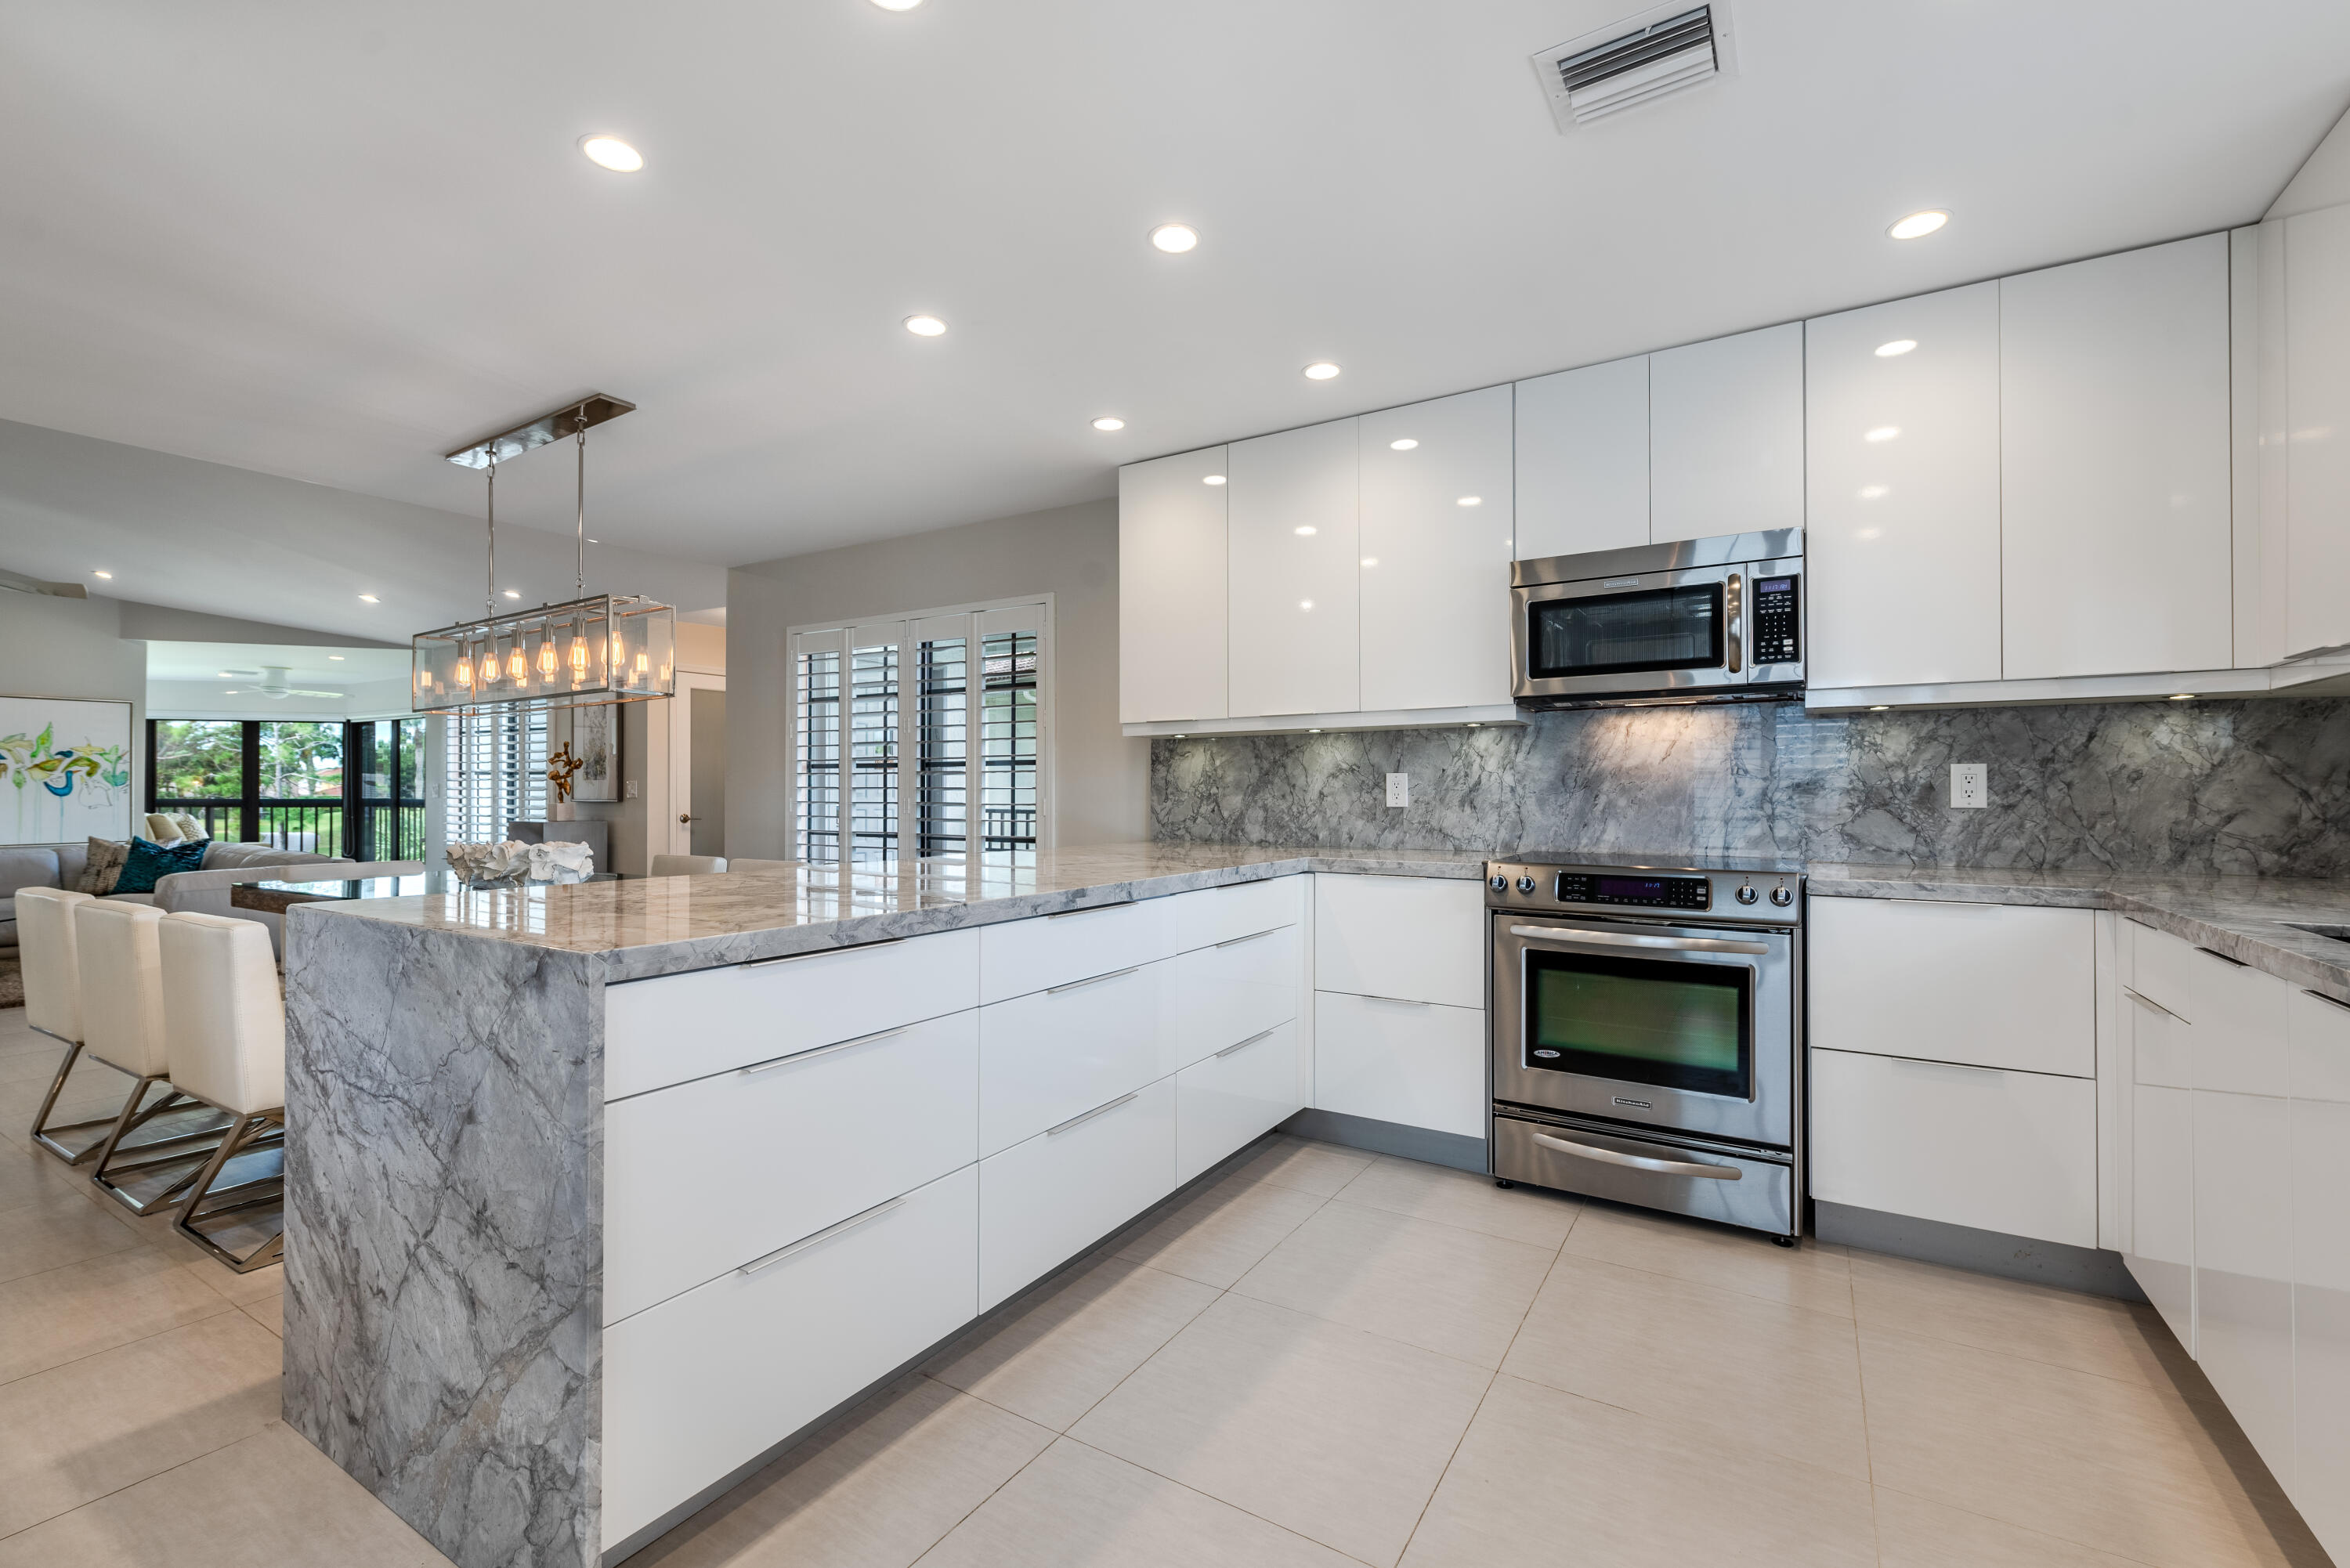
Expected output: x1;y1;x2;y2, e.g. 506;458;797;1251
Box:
1151;696;2350;876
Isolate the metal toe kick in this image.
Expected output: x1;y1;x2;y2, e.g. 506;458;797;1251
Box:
1491;1107;1795;1239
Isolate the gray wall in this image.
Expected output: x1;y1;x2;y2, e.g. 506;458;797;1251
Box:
726;498;1145;858
0;592;147;842
1153;696;2350;876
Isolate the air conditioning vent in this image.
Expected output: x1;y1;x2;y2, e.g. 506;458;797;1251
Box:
1531;4;1729;131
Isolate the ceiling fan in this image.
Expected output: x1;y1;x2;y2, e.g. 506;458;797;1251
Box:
217;666;345;699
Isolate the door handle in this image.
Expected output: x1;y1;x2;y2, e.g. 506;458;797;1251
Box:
1510;924;1772;956
1532;1132;1741;1181
1725;572;1743;674
678;813;695;824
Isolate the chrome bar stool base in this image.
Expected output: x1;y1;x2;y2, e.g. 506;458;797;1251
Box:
173;1110;287;1274
89;1083;256;1217
28;1039;231;1168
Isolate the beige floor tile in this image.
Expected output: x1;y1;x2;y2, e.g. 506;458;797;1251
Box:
1331;1155;1578;1248
1560;1199;1853;1317
0;1045;78;1088
917;1436;1359;1568
0;1136;89;1211
1112;1170;1328;1289
1398;1374;1877;1568
186;1258;284;1306
1851;1248;2193;1387
240;1292;284;1339
0;1245;240;1384
929;1256;1220;1431
1873;1485;2165;1567
1231;1200;1556;1368
0;1421;451;1567
1859;1323;2329;1568
1220;1135;1376;1198
1068;1293;1491;1568
0;1183;146;1285
0;1310;283;1537
1500;1254;1870;1479
634;1375;1053;1568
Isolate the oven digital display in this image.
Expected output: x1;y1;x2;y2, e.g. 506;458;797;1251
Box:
1554;872;1711;910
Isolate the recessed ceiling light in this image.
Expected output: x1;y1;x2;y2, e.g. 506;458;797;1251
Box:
1875;339;1918;358
870;0;922;10
903;314;946;337
1201;475;1226;486
1388;439;1417;450
579;135;643;173
1889;210;1949;240
1455;496;1482;507
92;569;113;579
1294;526;1316;536
1299;599;1314;610
1091;417;1125;432
1303;362;1340;381
504;590;522;599
328;655;345;661
1865;426;1900;443
1361;557;1379;567
358;594;379;603
1859;485;1890;500
1149;223;1198;254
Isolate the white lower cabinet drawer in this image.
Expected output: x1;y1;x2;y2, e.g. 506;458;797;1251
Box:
980;899;1167;1005
978;1075;1176;1310
600;1163;978;1549
1809;1047;2096;1248
1173;923;1300;1068
1161;874;1305;953
1311;990;1486;1140
1177;1019;1303;1184
979;961;1173;1156
604;1008;979;1324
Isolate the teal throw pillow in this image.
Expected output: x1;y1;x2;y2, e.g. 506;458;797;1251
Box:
114;836;209;895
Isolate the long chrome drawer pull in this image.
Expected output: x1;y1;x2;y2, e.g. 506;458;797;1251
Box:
1216;1027;1279;1059
1888;1055;2002;1076
1048;900;1133;919
1510;924;1771;956
739;1195;906;1275
743;938;906;969
1215;929;1278;949
2124;985;2184;1021
1047;1091;1139;1136
739;1025;912;1075
1358;993;1431;1006
1047;965;1142;995
2308;989;2350;1014
1533;1132;1741;1181
2195;945;2249;968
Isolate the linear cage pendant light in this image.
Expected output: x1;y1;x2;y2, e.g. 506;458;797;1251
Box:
411;395;676;715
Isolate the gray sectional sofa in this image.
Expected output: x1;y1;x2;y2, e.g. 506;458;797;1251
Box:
0;840;350;948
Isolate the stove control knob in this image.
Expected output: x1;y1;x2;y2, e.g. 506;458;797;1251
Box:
1769;885;1795;908
1516;876;1538;894
1734;883;1760;905
1490;874;1510;892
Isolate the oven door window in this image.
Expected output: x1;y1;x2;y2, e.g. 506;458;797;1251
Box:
1524;948;1752;1099
1527;583;1722;680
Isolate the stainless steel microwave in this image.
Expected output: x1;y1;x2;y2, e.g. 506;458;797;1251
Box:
1511;529;1803;708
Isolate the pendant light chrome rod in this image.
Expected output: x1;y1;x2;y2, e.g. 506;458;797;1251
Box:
575;406;588;600
486;459;497;617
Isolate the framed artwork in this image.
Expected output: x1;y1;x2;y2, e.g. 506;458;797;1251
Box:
0;695;135;846
561;703;621;804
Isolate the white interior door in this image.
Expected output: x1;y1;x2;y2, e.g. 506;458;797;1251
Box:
667;670;727;858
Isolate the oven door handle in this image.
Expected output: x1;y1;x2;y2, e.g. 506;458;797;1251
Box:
1509;924;1771;956
1532;1132;1743;1181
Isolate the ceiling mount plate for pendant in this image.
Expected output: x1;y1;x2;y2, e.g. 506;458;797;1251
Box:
443;393;638;470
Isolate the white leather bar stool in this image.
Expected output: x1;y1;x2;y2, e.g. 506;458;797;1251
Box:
20;886;107;1163
649;854;728;876
160;911;288;1273
78;901;236;1213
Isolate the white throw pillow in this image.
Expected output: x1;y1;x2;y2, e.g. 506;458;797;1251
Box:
143;813;183;843
168;811;208;843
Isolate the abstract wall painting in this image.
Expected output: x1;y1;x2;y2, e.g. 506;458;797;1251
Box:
0;696;135;846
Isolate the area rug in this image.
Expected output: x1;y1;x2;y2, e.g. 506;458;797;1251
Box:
0;953;21;1009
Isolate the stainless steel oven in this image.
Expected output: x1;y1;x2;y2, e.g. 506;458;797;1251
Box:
1512;529;1802;708
1488;857;1804;1241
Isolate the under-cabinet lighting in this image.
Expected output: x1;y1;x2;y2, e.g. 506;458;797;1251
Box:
2170;693;2196;701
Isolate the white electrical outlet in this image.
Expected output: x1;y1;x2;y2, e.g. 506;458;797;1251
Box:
1950;763;1987;809
1386;772;1408;809
626;779;640;799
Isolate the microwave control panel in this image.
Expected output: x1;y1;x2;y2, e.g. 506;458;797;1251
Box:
1752;575;1800;666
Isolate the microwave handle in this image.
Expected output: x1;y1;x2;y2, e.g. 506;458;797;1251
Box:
1724;572;1743;674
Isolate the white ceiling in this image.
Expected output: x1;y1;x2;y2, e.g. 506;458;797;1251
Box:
4;0;2348;571
144;641;409;687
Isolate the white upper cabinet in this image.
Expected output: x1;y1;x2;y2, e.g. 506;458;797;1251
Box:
1227;419;1361;718
1649;322;1805;544
2000;234;2233;679
1514;356;1648;560
1118;446;1228;724
1806;283;2002;689
1358;388;1515;712
2285;203;2350;659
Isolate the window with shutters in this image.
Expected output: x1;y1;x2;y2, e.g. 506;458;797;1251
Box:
790;598;1050;865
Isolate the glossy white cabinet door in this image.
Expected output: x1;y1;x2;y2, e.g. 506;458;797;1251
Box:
1358;388;1515;713
1119;446;1228;724
978;1075;1177;1310
2293;1096;2350;1563
1808;1047;2097;1248
979;960;1174;1156
2000;234;2232;679
1311;990;1487;1139
1313;873;1485;1009
2292;986;2350;1103
2124;918;2200;1023
1177;1019;1303;1184
2193;953;2294;1097
2128;1066;2197;1349
1808;897;2095;1077
1804;283;2001;688
604;1008;978;1324
601;1164;978;1548
2193;1088;2295;1489
2287;203;2350;659
1159;874;1303;955
1171;923;1300;1069
980;897;1168;1004
1515;356;1648;560
1648;323;1804;544
1227;419;1361;718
